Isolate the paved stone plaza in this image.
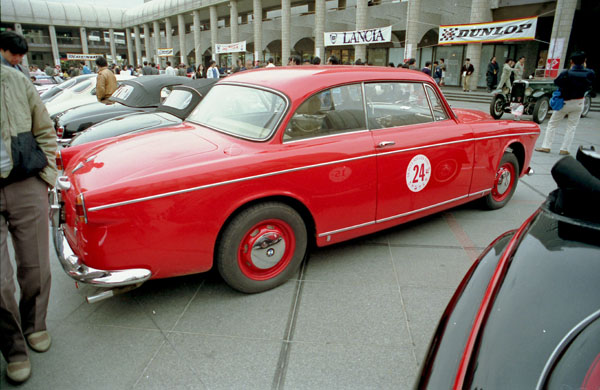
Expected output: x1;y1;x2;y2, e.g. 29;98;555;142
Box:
2;98;599;389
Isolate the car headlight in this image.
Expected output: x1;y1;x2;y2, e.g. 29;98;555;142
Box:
525;88;533;96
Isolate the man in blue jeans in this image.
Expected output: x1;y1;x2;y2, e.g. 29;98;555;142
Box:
536;52;596;155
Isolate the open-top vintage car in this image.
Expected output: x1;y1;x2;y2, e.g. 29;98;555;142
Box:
490;78;594;123
416;146;600;389
55;76;215;141
50;67;539;303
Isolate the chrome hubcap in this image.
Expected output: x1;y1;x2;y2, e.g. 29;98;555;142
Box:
250;232;286;269
496;169;511;195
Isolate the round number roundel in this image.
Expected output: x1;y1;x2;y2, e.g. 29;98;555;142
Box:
406;154;432;192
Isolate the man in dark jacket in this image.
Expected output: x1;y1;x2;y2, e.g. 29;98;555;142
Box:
0;31;30;78
536;52;596;155
486;56;499;92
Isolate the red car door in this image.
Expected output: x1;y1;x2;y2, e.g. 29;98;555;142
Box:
367;82;475;223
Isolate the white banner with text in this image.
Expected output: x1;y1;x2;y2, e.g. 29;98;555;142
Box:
216;41;247;54
66;53;102;61
157;48;174;57
438;16;537;45
325;26;392;46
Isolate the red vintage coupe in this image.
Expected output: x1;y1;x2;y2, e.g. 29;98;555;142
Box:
50;66;539;302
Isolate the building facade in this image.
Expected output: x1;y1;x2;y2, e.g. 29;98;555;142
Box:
1;0;595;89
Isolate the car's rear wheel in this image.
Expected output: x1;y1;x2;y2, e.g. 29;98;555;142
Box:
483;152;519;210
581;95;591;118
217;202;307;293
490;95;505;119
533;96;550;123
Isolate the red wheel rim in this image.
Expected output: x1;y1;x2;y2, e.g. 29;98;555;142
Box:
237;219;296;281
491;162;515;202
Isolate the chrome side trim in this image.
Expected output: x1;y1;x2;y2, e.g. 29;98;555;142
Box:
318;189;493;237
88;153;378;212
283;129;370;144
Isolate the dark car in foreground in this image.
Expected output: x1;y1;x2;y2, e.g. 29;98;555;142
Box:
56;76;208;140
417;146;600;389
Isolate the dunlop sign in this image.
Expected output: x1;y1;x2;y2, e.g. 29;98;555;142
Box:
325;26;392;46
66;53;101;61
438;16;537;45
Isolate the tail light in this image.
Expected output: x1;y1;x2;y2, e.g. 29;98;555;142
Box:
56;126;64;139
75;194;88;224
56;150;64;171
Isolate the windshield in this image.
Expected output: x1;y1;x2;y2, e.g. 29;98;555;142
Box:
188;84;286;140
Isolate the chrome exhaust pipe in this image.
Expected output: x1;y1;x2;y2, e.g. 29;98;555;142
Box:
86;283;143;304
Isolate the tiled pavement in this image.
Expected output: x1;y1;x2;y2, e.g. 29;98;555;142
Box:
2;100;598;389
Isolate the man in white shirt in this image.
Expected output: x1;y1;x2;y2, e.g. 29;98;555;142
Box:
266;57;275;68
206;60;220;78
164;61;177;76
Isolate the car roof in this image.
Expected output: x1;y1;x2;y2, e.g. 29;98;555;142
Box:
221;66;434;101
111;76;204;107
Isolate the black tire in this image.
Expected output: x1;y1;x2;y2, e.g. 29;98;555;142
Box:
216;202;307;293
483;152;519;210
490;95;505;120
533;96;550;124
581;95;591;118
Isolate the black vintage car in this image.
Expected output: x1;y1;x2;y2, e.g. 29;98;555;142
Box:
56;76;209;140
416;146;600;389
66;79;216;148
490;78;594;124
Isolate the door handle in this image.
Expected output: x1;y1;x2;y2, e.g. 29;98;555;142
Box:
377;141;395;148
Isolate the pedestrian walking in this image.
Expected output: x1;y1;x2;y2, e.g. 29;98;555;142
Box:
535;52;595;155
439;58;446;86
95;56;118;104
164;61;176;76
1;64;58;384
192;63;204;79
497;58;515;91
0;31;30;78
461;58;474;91
433;61;442;84
206;60;220;78
514;56;525;81
486;56;499;92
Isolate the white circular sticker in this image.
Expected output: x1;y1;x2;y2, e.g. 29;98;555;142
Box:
406;154;431;192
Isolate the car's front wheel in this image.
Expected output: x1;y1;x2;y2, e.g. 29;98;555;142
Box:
217;202;308;293
490;95;505;120
581;95;591;118
483;152;519;210
533;96;550;123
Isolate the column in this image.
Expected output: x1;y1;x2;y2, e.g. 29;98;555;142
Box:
465;0;491;91
125;28;135;66
253;0;263;62
108;28;117;64
134;25;142;65
404;0;421;61
314;0;325;59
80;27;91;68
153;21;161;65
143;23;151;64
282;0;291;64
177;14;186;65
14;23;29;67
210;6;218;62
547;0;577;73
230;0;239;66
355;0;367;62
165;17;173;63
193;10;202;66
48;25;60;66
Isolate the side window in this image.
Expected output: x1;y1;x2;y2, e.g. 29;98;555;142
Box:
284;84;366;141
364;82;434;130
425;85;450;121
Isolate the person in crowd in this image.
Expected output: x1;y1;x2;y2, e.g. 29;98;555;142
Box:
192;63;204;79
303;58;312;65
354;59;364;65
0;31;30;78
535;51;595;155
187;64;194;73
421;61;432;76
408;58;418;70
497;58;515;91
288;55;301;66
142;61;153;75
206;60;220;78
1;64;58;385
81;61;91;74
327;55;339;65
151;62;159;75
433;61;442;84
95;56;117;104
254;60;261;68
43;63;55;76
486;56;499;92
177;63;187;76
461;58;474;92
164;61;176;76
245;60;253;70
266;57;276;68
439;58;446;85
312;56;321;65
514;56;525;81
68;65;79;78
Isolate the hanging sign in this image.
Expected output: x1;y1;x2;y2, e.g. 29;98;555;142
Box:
216;41;247;54
157;48;174;57
325;26;392;46
438;16;537;45
66;53;102;61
